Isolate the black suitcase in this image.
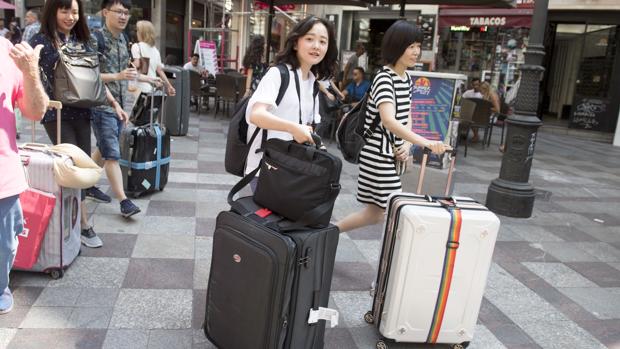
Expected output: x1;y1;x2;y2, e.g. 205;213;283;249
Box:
120;88;171;197
204;197;340;349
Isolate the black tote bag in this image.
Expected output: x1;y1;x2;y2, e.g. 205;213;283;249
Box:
253;135;342;228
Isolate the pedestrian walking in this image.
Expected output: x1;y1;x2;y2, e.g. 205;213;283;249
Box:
91;0;142;218
30;0;123;248
22;9;41;44
340;41;366;90
7;19;22;45
336;20;449;234
242;35;267;97
245;16;338;191
131;20;176;96
0;37;49;314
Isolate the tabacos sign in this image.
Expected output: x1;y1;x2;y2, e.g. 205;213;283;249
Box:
469;17;507;26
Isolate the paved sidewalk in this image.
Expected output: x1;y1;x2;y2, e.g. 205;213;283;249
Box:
1;112;619;349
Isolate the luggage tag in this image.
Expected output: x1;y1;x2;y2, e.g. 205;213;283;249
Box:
255;208;272;218
308;307;339;328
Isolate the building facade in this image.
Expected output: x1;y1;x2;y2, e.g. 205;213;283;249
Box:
542;0;620;136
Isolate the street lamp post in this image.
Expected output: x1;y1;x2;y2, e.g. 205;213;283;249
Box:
486;0;549;218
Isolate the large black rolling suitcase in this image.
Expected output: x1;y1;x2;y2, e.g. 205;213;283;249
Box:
120;87;171;198
163;66;190;136
204;196;340;349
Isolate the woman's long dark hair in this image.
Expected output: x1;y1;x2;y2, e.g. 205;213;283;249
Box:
243;35;265;68
275;16;338;80
40;0;90;47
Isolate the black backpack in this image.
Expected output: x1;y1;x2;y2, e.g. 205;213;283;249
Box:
225;64;290;177
335;93;381;164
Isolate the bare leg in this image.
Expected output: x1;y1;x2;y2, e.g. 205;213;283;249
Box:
471;128;479;143
104;160;127;201
336;204;385;233
80;200;90;229
91;148;103;167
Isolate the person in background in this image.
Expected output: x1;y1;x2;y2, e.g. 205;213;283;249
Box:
1;37;49;315
336;20;449;235
0;20;8;38
462;77;482;99
131;20;175;97
480;81;501;115
91;0;142;218
183;53;208;78
342;66;370;105
341;41;366;90
7;19;22;44
22;10;41;44
242;35;267;98
462;77;483;142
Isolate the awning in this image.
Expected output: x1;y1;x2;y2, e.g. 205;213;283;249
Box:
439;6;533;28
0;0;16;10
381;0;515;7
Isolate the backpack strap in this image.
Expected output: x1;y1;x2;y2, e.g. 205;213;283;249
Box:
250;63;290;146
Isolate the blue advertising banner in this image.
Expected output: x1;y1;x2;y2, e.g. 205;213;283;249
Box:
410;75;455;167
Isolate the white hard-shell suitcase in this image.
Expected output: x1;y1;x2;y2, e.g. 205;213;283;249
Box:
15;101;81;279
365;149;500;349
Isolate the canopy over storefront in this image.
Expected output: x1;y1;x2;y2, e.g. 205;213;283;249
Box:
439;7;534;28
0;0;16;10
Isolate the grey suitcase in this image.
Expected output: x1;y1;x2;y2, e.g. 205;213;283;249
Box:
163;66;190;136
16;101;81;279
204;196;340;349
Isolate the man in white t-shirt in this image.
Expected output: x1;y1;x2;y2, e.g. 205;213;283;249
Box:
183;53;208;77
462;77;484;142
462;77;482;99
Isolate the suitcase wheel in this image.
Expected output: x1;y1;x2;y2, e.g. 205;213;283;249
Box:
49;269;64;280
364;311;374;324
376;340;388;349
452;342;470;349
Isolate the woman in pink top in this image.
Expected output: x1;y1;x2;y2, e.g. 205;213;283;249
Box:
0;37;48;314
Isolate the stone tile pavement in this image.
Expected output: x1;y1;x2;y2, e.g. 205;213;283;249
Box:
2;111;620;349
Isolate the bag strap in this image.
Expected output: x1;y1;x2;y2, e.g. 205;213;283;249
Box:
293;68;303;125
426;207;462;344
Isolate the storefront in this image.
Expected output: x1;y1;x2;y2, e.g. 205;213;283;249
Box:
314;4;438;78
543;9;620;134
436;5;533;94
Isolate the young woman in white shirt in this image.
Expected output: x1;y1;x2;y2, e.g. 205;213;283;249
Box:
245;16;338;190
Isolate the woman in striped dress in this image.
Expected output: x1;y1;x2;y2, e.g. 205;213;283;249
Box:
336;20;449;233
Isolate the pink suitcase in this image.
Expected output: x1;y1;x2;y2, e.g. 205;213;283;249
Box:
14;101;82;279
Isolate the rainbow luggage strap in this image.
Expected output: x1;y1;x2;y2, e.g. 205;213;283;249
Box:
426;207;463;343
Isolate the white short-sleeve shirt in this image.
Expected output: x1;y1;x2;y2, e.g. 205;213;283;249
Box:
244;64;321;174
131;42;164;93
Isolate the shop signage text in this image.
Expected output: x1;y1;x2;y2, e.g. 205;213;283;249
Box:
450;26;488;32
469;17;507;26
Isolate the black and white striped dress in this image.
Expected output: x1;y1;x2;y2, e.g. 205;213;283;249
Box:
357;67;411;208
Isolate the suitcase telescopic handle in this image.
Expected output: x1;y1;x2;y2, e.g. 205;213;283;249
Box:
32;100;63;143
148;84;166;126
416;147;457;196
